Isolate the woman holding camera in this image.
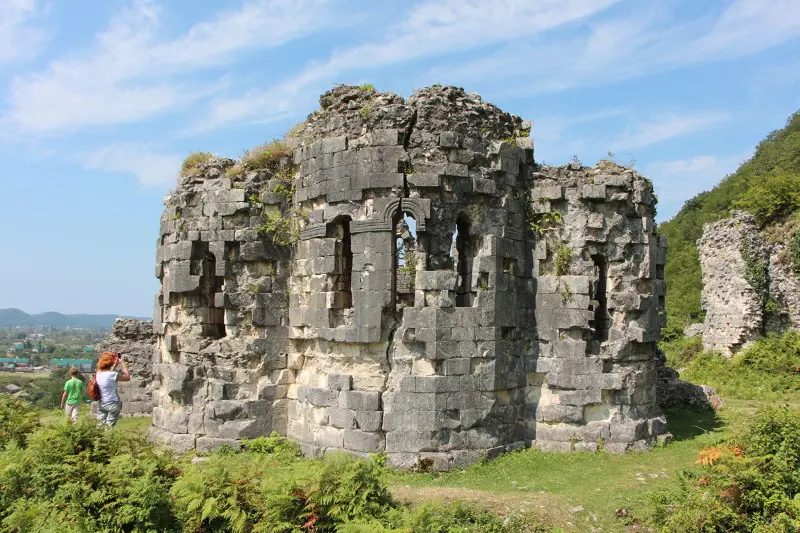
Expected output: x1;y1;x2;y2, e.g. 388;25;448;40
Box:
95;351;131;427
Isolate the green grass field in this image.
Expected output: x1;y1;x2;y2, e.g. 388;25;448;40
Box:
388;408;728;531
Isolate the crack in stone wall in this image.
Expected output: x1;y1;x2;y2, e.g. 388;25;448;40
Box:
149;85;668;467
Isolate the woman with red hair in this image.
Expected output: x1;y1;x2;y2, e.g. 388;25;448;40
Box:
95;352;131;427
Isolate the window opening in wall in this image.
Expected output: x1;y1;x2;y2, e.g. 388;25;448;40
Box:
394;212;417;312
589;254;609;341
192;241;226;339
455;215;476;307
327;217;353;309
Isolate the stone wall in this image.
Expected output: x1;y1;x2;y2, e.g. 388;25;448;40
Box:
150;85;668;467
95;318;155;415
698;211;800;355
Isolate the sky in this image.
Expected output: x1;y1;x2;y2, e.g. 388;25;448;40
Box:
0;0;799;317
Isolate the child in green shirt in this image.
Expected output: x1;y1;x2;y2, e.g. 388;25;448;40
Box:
61;368;86;422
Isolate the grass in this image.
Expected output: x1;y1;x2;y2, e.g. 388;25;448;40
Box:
388;408;729;532
180;151;214;177
16;365;797;531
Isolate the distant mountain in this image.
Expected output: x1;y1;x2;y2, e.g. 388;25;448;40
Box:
0;309;149;329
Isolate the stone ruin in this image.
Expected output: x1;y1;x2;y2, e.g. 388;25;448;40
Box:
96;318;155;416
696;211;800;355
150;85;669;468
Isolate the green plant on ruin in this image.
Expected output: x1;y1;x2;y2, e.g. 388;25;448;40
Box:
224;164;245;180
501;136;518;148
243;139;291;172
741;235;772;311
272;182;295;203
180;152;214;178
558;279;574;304
257;210;299;246
554;243;573;276
359;83;376;93
360;104;373;120
790;229;800;276
517;192;562;237
398;251;418;274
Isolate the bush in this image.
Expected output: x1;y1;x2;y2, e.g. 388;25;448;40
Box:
676;331;800;400
0;396;39;448
242;432;301;459
662;335;704;368
649;408;800;532
0;420;179;532
27;367;70;408
305;453;395;531
734;173;800;225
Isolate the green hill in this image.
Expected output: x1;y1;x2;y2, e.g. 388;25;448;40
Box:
0;308;147;329
660;110;800;330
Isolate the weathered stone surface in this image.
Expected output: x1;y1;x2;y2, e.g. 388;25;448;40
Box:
150;85;667;468
698;211;800;355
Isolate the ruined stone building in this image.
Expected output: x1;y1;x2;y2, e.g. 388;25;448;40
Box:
150;85;669;468
696;211;800;355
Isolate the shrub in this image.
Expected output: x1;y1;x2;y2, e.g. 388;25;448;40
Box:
734;173;800;225
662;335;704;368
0;396;40;448
242;432;301;460
304;453;395;531
180;152;215;177
0;420;179;532
553;244;572;276
676;331;800;400
649;408;800;532
791;229;800;275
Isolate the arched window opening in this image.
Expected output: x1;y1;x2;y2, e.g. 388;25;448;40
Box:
192;241;226;339
394;212;417;312
589;254;609;341
455;215;476;307
327;217;353;310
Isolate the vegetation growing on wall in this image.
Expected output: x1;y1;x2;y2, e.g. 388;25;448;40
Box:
660;110;800;328
180;152;215;178
225;139;292;180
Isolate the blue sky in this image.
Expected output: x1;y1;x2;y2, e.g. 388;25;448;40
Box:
1;0;799;317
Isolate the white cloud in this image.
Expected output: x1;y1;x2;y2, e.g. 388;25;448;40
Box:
432;0;800;95
2;0;338;136
610;111;730;151
645;152;752;220
83;143;183;187
0;0;46;63
196;0;622;130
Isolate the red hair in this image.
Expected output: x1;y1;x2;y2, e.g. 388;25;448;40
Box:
97;352;118;371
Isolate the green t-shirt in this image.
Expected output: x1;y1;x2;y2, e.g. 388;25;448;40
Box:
63;378;85;405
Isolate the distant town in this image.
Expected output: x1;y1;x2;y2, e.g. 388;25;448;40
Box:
1;326;109;373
